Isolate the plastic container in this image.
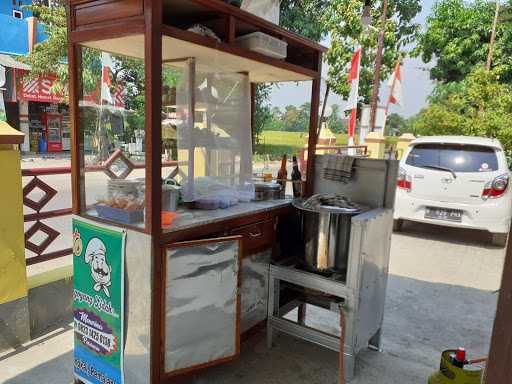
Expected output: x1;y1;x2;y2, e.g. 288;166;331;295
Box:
95;204;144;224
240;0;281;25
161;211;177;226
218;196;239;209
235;32;287;59
195;198;221;210
162;180;181;212
108;179;142;199
254;182;282;201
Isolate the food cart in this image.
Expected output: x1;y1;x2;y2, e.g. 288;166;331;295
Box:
66;2;397;384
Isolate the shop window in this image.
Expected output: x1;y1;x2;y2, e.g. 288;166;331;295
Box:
79;46;146;229
162;58;254;206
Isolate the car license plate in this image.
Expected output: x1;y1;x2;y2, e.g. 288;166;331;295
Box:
425;207;463;222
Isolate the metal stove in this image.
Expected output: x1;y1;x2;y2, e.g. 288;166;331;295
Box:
267;156;398;382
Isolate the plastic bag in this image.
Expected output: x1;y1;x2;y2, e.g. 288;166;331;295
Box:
241;0;281;25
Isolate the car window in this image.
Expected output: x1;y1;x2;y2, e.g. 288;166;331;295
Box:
406;143;499;173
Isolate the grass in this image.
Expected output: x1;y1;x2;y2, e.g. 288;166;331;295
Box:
255;131;348;160
254;130;398;161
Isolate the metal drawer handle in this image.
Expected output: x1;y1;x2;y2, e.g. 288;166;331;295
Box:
248;231;262;238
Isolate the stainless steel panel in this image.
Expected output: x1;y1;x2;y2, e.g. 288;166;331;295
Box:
313;156;399;209
266;264;358;382
269;317;346;353
121;229;153;384
268;264;355;300
164;239;239;373
352;209;393;352
240;250;271;333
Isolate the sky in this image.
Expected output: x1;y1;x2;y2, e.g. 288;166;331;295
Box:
269;0;436;118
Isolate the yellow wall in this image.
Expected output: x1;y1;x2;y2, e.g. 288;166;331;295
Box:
365;132;386;159
0;149;28;304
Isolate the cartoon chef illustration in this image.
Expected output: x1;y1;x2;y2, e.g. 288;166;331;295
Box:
84;238;112;297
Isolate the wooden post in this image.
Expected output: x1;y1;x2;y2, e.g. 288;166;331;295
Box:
66;1;84;215
144;0;163;234
484;229;512;383
145;1;163;384
305;54;323;197
369;0;388;132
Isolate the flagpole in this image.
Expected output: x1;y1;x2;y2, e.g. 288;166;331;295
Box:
347;44;362;155
385;58;401;115
369;0;389;132
486;1;500;71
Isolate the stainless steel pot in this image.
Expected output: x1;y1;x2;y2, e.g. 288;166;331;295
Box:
294;200;360;273
254;182;282;201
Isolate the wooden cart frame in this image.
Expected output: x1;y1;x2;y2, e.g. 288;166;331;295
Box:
66;1;326;383
66;1;512;383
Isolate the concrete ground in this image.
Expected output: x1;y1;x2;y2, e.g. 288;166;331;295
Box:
0;220;504;384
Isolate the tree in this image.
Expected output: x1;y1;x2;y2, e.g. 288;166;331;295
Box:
254;85;273;143
253;1;328;142
321;0;422;101
327;104;346;133
280;0;328;41
413;67;512;151
22;2;68;94
386;113;410;136
414;0;512;83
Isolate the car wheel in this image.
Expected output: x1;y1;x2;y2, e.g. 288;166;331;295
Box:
393;219;403;232
491;233;508;247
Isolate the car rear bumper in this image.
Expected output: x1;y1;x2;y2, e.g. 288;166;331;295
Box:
394;191;512;234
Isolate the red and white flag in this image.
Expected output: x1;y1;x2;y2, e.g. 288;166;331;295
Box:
101;52;114;104
344;47;362;148
387;61;403;107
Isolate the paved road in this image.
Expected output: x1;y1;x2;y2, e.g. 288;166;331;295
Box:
2;212;505;383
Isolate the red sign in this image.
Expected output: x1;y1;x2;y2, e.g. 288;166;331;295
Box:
18;71;126;108
19;73;65;103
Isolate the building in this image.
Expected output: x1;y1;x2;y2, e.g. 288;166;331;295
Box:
0;0;70;153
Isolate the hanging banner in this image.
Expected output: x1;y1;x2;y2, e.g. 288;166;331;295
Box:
72;218;125;384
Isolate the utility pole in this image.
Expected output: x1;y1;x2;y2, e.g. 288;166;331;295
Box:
369;0;388;132
486;1;501;71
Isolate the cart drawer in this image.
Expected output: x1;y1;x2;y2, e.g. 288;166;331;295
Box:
231;219;275;257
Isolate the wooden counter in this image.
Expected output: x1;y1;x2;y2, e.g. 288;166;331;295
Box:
160;199;294;249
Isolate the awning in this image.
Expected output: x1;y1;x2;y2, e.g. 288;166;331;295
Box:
0;121;25;144
0;54;31;70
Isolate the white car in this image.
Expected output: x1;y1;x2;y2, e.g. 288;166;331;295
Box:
394;136;512;246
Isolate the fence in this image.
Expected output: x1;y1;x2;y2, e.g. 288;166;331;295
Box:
22;146;368;265
22;149;179;266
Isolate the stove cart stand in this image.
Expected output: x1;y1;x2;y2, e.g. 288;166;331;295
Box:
267;157;398;382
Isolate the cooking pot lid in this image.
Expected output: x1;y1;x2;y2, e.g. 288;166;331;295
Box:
292;194;361;215
255;182;281;191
